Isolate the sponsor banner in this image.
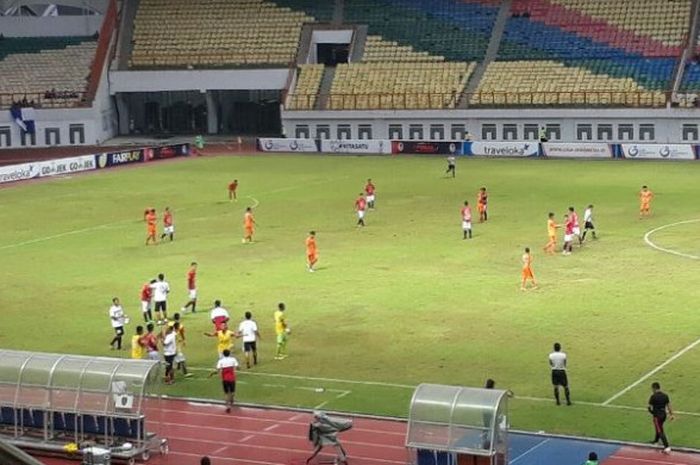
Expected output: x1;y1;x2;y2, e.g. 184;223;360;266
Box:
465;141;539;157
95;149;145;169
620;144;695;160
258;138;319;153
391;141;462;155
145;143;191;161
320;139;391;154
542;143;612;159
0;155;96;184
0;162;39;184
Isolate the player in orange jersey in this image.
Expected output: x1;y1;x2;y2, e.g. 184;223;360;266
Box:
305;231;318;272
160;207;174;242
477;187;488;222
639;185;654;218
145;208;157;245
521;247;538;291
242;207;256;243
543;212;560;255
228;179;238;202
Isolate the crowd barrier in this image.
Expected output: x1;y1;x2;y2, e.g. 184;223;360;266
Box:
0;143;190;185
258;138;700;160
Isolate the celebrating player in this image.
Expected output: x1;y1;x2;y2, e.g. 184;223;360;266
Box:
274;302;289;360
543;213;559;255
204;322;235;359
145;208;157;246
581;204;596;241
306;231;318;272
445;156;456;178
210;300;230;331
242;207;256;243
477;187;488;222
182;262;198;313
639;185;654;218
228;179;238;202
150;273;170;324
140;280;154;323
365;178;376;209
568;207;582;245
131;326;145;360
520;247;537;291
237;311;260;369
355;193;367;227
160;207;174;242
460;201;472;239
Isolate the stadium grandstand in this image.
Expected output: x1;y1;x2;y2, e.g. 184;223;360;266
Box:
1;0;700;147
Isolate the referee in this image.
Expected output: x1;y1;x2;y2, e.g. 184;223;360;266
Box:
549;342;571;406
648;382;674;454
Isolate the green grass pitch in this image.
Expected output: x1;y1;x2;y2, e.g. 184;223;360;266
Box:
1;155;700;447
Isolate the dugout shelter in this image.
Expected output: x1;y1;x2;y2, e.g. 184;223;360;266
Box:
406;383;508;465
0;350;167;464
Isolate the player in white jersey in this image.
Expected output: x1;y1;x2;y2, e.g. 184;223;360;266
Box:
460;201;472;239
150;273;170;325
237;311;260;368
549;342;571;406
581;204;596;241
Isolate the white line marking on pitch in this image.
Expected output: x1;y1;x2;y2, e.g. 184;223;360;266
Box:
643;219;700;260
510;438;551;463
603;336;700;405
247;196;260;208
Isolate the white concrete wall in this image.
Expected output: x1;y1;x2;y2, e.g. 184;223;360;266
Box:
0;15;103;37
109;69;290;93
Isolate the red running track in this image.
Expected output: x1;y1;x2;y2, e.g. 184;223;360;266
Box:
605;446;700;465
39;398;409;465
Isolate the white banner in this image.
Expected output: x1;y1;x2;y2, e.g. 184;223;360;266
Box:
0;155;96;185
620;144;695;160
0;162;40;184
258;138;318;153
320;139;391;154
543;143;612;158
469;141;539;157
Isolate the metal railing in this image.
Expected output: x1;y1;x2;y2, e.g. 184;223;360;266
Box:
285;91;670;110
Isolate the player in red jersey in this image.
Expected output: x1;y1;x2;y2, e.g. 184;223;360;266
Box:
228;179;238;202
160;207;174;242
182;262;198;313
477;187;488;223
563;214;574;256
568;207;582;245
461;201;472;239
364;179;376;209
145;208;157;245
140;280;155;323
355;193;367;227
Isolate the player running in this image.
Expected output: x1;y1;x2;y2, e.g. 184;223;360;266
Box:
160;207;174;242
145;208;157;245
562;214;574;255
274;302;289;360
237;311;260;369
640;185;654;218
355;193;367;227
520;248;537;290
228;179;238;202
209;349;239;413
140;280;154;323
182;262;198;313
543;213;560;255
306;231;318;272
581;204;596;241
445;156;456;178
477;187;488;222
109;297;127;350
460;201;472;239
365;179;376;209
242;207;256;243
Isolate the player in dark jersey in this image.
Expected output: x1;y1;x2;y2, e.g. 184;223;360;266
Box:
648;382;674;453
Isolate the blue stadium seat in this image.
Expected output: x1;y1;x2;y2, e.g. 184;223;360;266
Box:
21;409;34;428
0;407;16;425
52;412;66;432
63;413;77;432
113;417;134;438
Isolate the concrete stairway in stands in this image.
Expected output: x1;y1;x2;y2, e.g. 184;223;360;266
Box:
350;25;368;62
459;0;511;108
316;66;336;110
114;0;140;70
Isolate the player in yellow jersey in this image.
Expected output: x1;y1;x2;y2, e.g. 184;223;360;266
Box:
521;247;538;291
639;185;654;218
543;212;560;255
274;302;289;360
131;326;145;359
204;323;235;359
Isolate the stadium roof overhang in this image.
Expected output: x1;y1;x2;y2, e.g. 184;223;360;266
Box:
1;0;107;15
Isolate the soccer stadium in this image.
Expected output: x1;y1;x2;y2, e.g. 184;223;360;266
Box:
2;0;700;464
